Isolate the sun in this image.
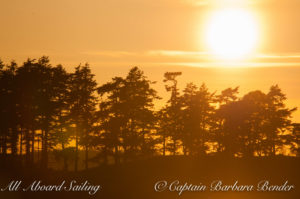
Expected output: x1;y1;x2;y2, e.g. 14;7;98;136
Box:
205;8;259;60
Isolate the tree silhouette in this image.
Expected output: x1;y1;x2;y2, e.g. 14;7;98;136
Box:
97;67;159;163
15;58;53;167
68;64;98;171
217;86;296;157
50;64;72;170
0;57;299;171
290;123;300;156
13;57;72;168
263;85;297;156
181;83;215;156
0;60;18;157
161;72;182;155
214;87;239;153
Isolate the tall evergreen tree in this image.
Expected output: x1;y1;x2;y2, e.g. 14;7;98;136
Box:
263;85;297;156
181;83;215;156
50;65;72;170
161;72;182;155
0;61;18;157
214;87;239;153
290;123;300;156
97;67;159;163
68;64;98;171
218;86;296;157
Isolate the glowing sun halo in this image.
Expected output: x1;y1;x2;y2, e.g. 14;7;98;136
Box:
205;8;259;60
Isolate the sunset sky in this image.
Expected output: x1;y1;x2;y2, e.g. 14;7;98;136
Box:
0;0;299;121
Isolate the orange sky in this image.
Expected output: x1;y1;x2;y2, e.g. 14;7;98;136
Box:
0;0;299;121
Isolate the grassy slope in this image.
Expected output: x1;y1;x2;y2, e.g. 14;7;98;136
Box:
0;156;299;199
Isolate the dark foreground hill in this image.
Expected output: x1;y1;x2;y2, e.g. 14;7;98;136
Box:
0;156;299;199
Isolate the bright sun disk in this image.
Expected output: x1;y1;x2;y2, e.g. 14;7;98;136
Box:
205;8;258;60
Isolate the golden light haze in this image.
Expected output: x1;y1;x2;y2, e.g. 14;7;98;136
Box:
0;0;299;121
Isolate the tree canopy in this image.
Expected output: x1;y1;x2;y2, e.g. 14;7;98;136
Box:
0;57;298;171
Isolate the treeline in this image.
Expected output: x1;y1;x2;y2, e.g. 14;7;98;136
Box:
0;57;299;170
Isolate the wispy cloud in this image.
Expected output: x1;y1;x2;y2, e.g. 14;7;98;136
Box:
162;62;300;68
181;0;260;7
81;50;209;58
81;51;138;57
181;0;209;6
146;50;208;57
80;50;300;68
256;53;300;59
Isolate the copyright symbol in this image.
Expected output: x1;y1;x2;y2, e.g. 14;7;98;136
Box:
154;181;168;192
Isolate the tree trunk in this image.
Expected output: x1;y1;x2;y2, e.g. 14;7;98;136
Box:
0;135;2;154
114;145;120;165
42;127;49;169
163;133;166;156
85;145;89;170
37;134;40;163
31;129;35;165
173;139;176;155
3;134;7;155
103;147;108;165
183;145;187;156
19;130;23;157
74;126;79;172
0;132;2;154
61;142;68;171
11;127;18;156
25;129;31;166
